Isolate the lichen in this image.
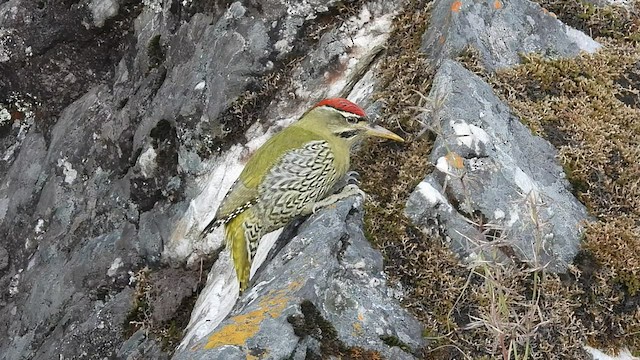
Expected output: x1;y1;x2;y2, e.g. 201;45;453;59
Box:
204;280;303;349
353;0;640;357
287;300;383;359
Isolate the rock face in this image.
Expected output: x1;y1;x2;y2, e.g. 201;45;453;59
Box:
0;0;599;358
422;0;601;71
405;60;590;271
174;198;425;359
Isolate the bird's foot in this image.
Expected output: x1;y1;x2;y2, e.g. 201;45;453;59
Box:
305;184;367;215
344;170;361;185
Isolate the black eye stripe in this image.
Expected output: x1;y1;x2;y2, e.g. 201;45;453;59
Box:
338;130;359;138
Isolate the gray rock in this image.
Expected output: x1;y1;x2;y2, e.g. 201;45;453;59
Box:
405;60;590;271
422;0;600;71
90;0;120;28
0;246;7;271
1;0;401;358
172;198;425;359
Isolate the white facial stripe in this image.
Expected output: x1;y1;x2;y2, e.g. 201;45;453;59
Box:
320;105;364;120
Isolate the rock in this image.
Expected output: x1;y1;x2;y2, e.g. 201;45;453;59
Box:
0;0;608;357
405;60;590;271
0;0;405;358
172;197;425;359
422;0;600;71
0;246;7;271
90;0;120;28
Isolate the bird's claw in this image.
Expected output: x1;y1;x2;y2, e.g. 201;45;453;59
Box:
345;171;361;185
342;184;367;201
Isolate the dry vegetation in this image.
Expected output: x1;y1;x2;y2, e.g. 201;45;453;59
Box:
353;0;640;358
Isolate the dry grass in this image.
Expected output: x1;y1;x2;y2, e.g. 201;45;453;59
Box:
352;0;640;358
489;37;640;352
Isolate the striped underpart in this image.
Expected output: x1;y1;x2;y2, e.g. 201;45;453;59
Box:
245;140;337;260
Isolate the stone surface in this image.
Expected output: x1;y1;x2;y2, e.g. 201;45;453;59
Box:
405;60;590;271
422;0;601;71
173;198;425;360
0;0;603;358
0;0;407;358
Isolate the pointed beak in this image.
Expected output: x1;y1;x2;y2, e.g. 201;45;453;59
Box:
360;122;405;142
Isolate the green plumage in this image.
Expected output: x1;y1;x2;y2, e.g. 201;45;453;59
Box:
203;100;403;291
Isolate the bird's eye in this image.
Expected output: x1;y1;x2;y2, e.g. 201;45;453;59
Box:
345;116;359;124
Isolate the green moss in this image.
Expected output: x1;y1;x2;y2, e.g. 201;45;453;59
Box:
491;33;640;355
287;300;383;359
355;0;640;357
380;335;411;353
147;34;165;71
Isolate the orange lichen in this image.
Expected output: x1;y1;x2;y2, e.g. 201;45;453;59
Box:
352;321;363;336
204;280;303;350
451;0;463;13
494;0;503;9
445;151;464;169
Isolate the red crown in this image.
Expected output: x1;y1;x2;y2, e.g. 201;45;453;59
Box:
314;98;366;118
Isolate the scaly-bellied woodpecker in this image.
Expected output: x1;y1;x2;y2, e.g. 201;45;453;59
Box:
202;98;404;290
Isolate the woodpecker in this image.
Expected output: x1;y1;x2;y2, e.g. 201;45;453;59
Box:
202;98;404;290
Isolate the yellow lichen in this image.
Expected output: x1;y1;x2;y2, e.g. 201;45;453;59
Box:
204;280;302;349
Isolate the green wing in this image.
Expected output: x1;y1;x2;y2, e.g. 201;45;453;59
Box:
213;124;324;223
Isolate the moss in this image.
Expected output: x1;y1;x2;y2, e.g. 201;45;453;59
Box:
147;34;165;71
287;300;383;359
352;0;640;357
380;335;411;353
489;30;640;355
534;0;640;42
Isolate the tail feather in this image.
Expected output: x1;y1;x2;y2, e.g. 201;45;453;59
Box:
201;217;223;239
225;214;251;291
